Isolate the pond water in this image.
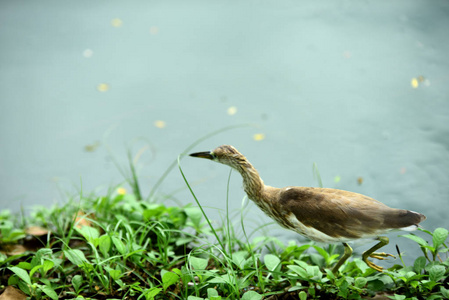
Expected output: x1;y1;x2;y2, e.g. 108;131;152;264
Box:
1;1;448;264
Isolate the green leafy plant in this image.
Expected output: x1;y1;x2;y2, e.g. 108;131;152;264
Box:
401;227;448;261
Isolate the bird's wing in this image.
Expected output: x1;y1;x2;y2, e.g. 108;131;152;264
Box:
278;187;422;239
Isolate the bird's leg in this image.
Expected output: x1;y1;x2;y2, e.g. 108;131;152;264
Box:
362;236;395;272
332;242;352;274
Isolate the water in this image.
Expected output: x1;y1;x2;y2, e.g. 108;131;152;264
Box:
1;0;448;264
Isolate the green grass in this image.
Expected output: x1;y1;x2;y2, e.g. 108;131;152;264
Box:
1;135;448;299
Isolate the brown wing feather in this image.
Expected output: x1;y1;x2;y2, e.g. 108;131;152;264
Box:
278;187;425;239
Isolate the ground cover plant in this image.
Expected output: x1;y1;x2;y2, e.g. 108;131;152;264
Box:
1;135;448;299
1;184;448;300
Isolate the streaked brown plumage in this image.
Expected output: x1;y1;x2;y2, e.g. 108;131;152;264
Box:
189;145;426;273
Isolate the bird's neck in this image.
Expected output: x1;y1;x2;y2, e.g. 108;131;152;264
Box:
236;162;265;203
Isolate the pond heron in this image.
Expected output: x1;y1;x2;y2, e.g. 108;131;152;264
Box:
189;145;426;273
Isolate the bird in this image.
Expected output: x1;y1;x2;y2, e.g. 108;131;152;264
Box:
189;145;426;273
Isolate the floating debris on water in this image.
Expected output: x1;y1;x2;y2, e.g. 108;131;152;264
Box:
154;120;166;128
411;77;419;89
111;18;123;27
84;141;100;152
411;76;427;89
253;133;265;141
227;106;237;115
83;49;93;58
149;26;159;35
97;83;109;92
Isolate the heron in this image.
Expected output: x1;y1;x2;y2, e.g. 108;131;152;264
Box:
189;145;426;273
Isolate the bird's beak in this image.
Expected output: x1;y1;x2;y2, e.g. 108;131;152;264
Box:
189;151;214;160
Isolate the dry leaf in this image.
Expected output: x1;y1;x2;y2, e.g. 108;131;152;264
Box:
74;210;93;229
0;286;27;300
97;83;109;92
227;106;237;115
25;226;49;236
154;120;166;128
0;244;27;256
253;133;265;141
111;18;123;27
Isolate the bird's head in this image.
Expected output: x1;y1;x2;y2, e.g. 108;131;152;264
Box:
189;145;245;169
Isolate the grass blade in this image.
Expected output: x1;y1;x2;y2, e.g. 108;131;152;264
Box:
178;155;227;256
